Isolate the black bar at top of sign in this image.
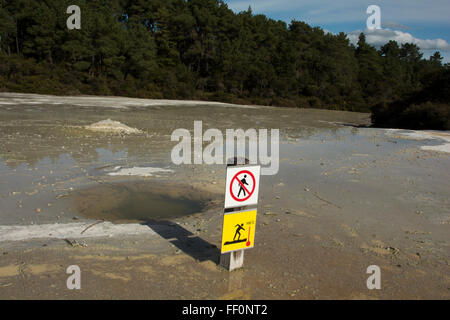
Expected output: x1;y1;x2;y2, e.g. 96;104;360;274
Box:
226;156;250;167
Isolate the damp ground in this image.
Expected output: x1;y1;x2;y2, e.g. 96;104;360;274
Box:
0;92;449;299
72;181;218;223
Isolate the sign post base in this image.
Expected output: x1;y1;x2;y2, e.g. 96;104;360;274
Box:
220;249;244;271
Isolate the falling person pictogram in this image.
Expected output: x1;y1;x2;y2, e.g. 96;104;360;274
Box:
234;223;245;241
224;223;247;245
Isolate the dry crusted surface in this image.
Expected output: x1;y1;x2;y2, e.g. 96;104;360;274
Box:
0;93;449;299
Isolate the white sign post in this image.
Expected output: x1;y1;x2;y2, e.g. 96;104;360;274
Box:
220;164;261;271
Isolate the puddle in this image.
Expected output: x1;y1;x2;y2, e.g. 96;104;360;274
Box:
71;181;218;223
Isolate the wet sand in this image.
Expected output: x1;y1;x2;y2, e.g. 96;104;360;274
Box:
0;92;449;299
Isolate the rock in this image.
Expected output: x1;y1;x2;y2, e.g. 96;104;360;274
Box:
26;190;38;196
65;239;87;247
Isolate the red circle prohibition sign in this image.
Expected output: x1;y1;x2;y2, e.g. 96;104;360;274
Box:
230;170;256;202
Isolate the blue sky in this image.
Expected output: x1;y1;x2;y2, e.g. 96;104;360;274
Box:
225;0;450;63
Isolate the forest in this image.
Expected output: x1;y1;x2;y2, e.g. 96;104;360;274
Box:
0;0;449;129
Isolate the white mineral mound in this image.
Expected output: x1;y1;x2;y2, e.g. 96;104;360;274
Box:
385;129;450;153
108;166;174;177
85;119;142;134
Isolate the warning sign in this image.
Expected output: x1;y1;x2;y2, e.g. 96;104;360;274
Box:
224;165;260;209
221;209;257;253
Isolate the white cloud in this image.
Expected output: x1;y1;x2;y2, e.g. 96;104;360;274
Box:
382;22;410;30
346;28;450;51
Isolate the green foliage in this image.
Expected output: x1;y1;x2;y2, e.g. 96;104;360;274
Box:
372;68;450;129
0;0;448;129
402;102;449;130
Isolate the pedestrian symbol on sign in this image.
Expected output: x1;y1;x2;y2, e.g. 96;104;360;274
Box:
230;170;255;202
237;175;249;197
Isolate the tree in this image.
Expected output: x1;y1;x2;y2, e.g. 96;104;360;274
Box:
355;33;383;103
0;0;447;130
